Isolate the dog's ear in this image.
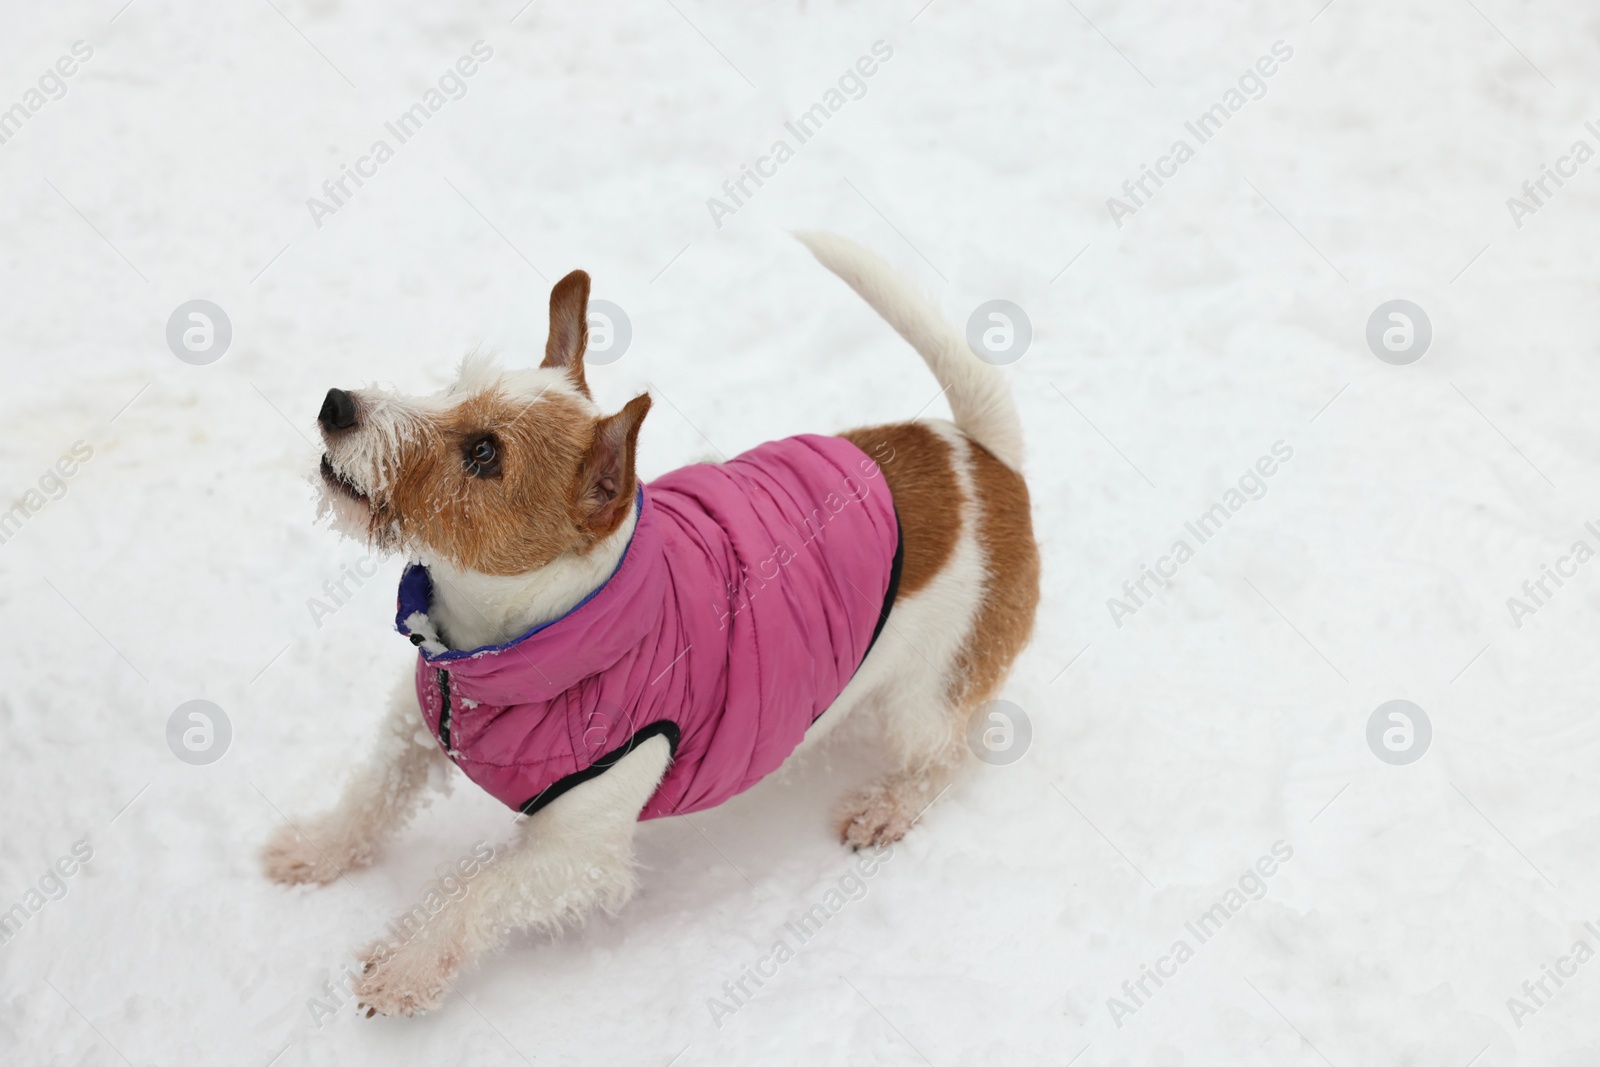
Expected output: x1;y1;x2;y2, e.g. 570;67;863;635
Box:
572;393;651;539
542;270;591;396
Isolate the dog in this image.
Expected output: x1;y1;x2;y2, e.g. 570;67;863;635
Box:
261;233;1040;1017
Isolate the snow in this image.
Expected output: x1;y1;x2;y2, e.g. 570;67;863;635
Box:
2;0;1599;1063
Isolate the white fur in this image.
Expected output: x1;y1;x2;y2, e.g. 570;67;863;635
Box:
348;736;672;1016
421;503;638;651
794;230;1026;471
268;237;1017;1015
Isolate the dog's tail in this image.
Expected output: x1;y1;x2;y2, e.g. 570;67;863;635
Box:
794;231;1024;471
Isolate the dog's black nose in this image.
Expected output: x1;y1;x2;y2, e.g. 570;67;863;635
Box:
318;388;357;432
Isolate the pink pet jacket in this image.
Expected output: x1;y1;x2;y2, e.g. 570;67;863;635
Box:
396;435;902;819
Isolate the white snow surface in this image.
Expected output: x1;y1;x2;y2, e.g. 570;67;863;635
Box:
3;0;1600;1064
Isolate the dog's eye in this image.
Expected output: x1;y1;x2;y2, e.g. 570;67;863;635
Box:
464;435;501;477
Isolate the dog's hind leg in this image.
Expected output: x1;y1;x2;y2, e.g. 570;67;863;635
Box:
833;427;1039;849
352;734;673;1017
261;671;447;886
832;549;982;850
836;683;968;850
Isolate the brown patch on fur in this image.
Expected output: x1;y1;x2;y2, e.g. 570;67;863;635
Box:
840;422;963;599
569;393;651;546
950;439;1040;709
378;387;601;576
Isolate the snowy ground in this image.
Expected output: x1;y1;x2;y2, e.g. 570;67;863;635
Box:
3;0;1600;1063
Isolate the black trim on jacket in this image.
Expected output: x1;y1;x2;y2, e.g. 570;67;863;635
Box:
860;507;904;663
517;721;682;817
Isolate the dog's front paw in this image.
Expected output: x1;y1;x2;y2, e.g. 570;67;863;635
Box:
354;939;461;1018
837;783;919;849
260;821;357;886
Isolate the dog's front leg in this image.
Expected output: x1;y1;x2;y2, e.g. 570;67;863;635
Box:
352;734;673;1017
262;671;447;886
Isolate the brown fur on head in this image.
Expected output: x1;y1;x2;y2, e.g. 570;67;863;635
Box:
315;269;651;576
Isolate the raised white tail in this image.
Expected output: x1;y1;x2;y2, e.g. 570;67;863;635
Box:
795;231;1025;471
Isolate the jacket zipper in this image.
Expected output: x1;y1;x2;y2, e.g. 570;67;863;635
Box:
436;668;453;752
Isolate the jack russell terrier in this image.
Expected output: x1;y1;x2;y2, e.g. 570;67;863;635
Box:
261;233;1040;1016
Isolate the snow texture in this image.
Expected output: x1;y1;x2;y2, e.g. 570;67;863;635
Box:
2;0;1599;1064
